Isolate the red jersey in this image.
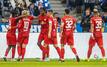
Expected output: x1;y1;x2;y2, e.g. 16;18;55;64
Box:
38;14;49;33
53;18;58;32
61;15;76;32
7;17;17;34
48;17;58;32
91;16;103;37
18;16;34;36
48;16;58;39
6;17;17;45
91;16;102;33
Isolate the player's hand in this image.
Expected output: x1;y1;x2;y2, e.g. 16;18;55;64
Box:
41;21;45;24
48;33;51;38
91;34;94;39
7;27;11;31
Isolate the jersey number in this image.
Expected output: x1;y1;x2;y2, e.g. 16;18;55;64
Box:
66;20;73;29
24;21;29;31
96;20;102;29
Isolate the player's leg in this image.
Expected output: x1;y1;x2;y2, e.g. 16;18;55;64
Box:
17;34;23;60
4;34;12;61
47;45;50;58
87;36;95;61
97;37;105;61
43;36;50;61
60;36;66;62
37;33;48;60
17;43;22;60
37;40;47;54
38;41;48;61
53;37;61;59
68;35;80;62
3;45;12;61
21;44;27;61
60;44;65;62
11;45;16;61
70;45;80;62
21;37;29;61
54;44;61;59
43;43;49;61
11;35;16;61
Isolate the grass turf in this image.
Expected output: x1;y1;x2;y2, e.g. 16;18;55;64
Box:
0;59;107;67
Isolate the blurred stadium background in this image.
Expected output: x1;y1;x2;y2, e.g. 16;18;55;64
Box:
0;0;107;32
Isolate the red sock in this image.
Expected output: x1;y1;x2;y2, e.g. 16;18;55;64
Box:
72;48;77;55
39;45;46;52
5;48;9;57
17;46;22;57
39;45;48;59
87;48;92;59
42;51;45;60
55;47;61;58
12;48;16;59
22;48;26;59
100;47;105;57
47;46;49;57
61;48;65;59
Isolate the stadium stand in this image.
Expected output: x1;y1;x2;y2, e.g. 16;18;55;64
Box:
0;0;107;32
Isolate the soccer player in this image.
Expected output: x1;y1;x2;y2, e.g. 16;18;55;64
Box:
17;10;37;61
60;9;80;62
44;10;61;60
37;8;49;61
3;11;25;61
87;9;105;61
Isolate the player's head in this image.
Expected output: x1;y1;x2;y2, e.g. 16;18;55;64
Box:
40;7;47;15
93;9;99;17
22;10;30;16
64;9;70;15
10;10;17;17
47;9;53;16
53;12;58;17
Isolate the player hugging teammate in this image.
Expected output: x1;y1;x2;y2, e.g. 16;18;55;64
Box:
3;10;28;61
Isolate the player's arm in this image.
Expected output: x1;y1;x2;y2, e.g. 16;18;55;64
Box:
32;16;38;19
90;20;94;33
60;20;64;37
48;20;52;38
30;15;39;24
8;26;17;30
15;15;29;20
90;19;94;38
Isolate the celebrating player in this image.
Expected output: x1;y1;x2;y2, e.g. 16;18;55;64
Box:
37;8;49;61
87;9;106;61
44;10;61;60
60;9;80;62
17;10;37;61
3;11;25;61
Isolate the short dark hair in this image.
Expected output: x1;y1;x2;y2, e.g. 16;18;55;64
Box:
40;7;47;13
10;10;17;17
65;9;70;14
53;12;58;16
48;9;53;13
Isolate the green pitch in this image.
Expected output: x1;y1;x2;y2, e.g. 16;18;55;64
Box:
0;59;107;67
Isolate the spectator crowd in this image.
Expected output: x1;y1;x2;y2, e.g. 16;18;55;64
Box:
0;0;107;32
